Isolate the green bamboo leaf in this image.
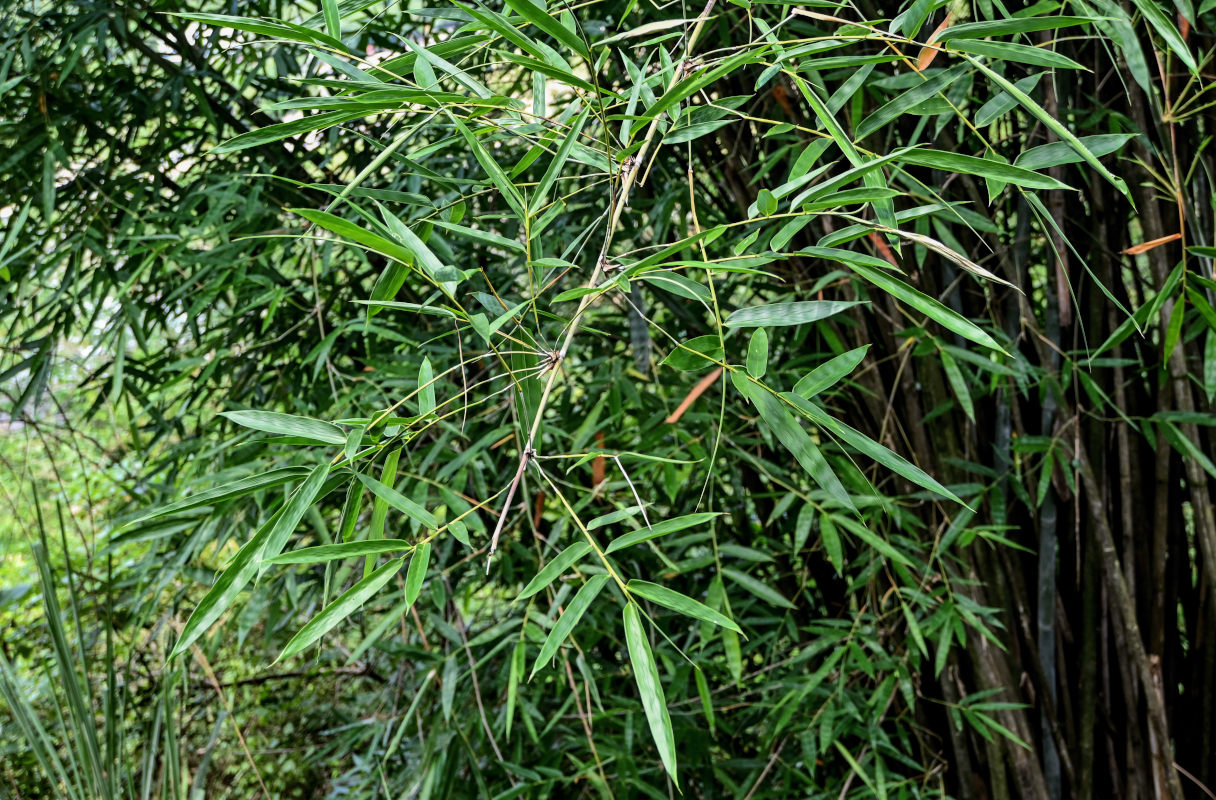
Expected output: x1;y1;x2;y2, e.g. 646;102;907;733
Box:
737;381;856;512
171;12;344;49
266;540;413;565
211;111;361;154
856;63;968;140
936;16;1091;40
221;410;346;445
746;328;769;378
899;149;1072;191
123;467;311;526
337;481;363;545
1127;0;1197;72
661;335;723;371
588;507;642;530
502;0;589;59
404;541;431;607
456;1;566;68
945;40;1086;70
638;271;711;302
627;580;742;634
835;516;917;567
293;208;416;267
646;48;763;122
278;557;404;661
1013;134;1136;171
966;56;1130;198
623;602;679;785
784;393;964;505
506;638;525;738
355;472;439;529
939;349;975;422
367;450;402;569
261;463;332;565
695;667;715;733
401;37;493;99
517;541;592;599
665;118;735;145
430;219;525;253
170;506;286;658
725;300;866;328
374;205;458;296
604;512;723;554
532;106;589;212
793;346;869;398
721;567;796;609
418;357;436;416
530;573;609;678
801;247;1004;352
321;0;341;40
820;515;843;574
756;189;777;216
975;74;1043;129
451;117;527;219
1204;329;1216;405
791;75;863;165
498;52;604;94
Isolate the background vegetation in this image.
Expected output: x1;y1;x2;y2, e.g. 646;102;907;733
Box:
2;0;1215;798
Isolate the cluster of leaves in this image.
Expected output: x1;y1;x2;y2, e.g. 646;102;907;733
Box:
3;0;1216;798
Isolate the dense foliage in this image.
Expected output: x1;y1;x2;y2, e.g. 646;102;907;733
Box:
2;0;1215;798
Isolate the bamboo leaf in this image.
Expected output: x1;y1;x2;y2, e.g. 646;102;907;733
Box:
279;557;404;661
532;106;589;212
1014;134;1136;171
725;300;866;328
661;335;723;370
355;472;439;529
802;247;1005;352
623;602;679;784
746;328;769;378
604;512;722;554
820;515;843;574
431;219;525;253
721;567;796;609
784;393;965;505
267;540;413;565
1127;0;1197;72
946;39;1086;70
530;573;609;678
404;541;431;607
517;541;592;599
123;467;311;526
737;381;857;512
418;357;436;416
936;16;1091;40
939;348;975;422
856;63;968;140
221;410;346;445
966;56;1130;198
261;464;333;568
321;0;341;40
502;0;589;59
899;149;1073;191
293;208;417;268
793;346;869;398
451;117;527;219
211;111;360;154
171;504;289;658
627;580;742;634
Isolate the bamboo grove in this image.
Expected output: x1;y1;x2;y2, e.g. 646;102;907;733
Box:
2;1;1215;798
